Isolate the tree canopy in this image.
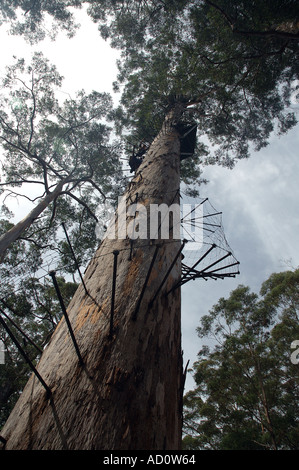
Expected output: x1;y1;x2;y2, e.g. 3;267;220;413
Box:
1;1;298;170
183;269;299;450
101;0;298;167
0;0;80;43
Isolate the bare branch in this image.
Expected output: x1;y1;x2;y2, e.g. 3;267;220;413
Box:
84;178;106;201
0;179;44;187
60;190;98;221
3;188;47;204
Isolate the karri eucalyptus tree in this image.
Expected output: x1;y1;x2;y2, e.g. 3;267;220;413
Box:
0;0;298;450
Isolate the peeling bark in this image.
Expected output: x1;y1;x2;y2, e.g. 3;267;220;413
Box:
0;107;185;450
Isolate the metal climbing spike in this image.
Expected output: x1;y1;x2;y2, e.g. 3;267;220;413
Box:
131;244;160;321
49;271;84;366
149;240;187;308
109;250;120;339
0;313;52;398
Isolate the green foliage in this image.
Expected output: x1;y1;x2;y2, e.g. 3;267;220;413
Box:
84;0;299;169
183;269;299;450
0;273;78;428
0;52;117;186
0;219;42;289
0;52;124;270
0;0;80;43
0;51;124;429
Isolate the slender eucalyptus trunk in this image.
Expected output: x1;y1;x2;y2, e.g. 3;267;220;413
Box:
247;336;278;450
0;179;66;262
0;105;185;450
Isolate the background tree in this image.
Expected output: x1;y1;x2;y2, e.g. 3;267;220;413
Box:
183;269;299;450
0;50;123;438
0;215;80;430
0;52;123;263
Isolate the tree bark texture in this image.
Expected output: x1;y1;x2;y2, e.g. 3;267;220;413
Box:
0;107;185;450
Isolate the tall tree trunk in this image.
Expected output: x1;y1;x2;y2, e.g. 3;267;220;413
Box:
0;106;185;450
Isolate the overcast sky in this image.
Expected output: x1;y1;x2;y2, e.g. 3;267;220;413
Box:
1;8;298;392
182;122;299;389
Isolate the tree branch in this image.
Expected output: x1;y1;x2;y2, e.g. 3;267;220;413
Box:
3;189;47;204
60;190;98;221
83;178;106;201
204;0;299;40
0;178;67;262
